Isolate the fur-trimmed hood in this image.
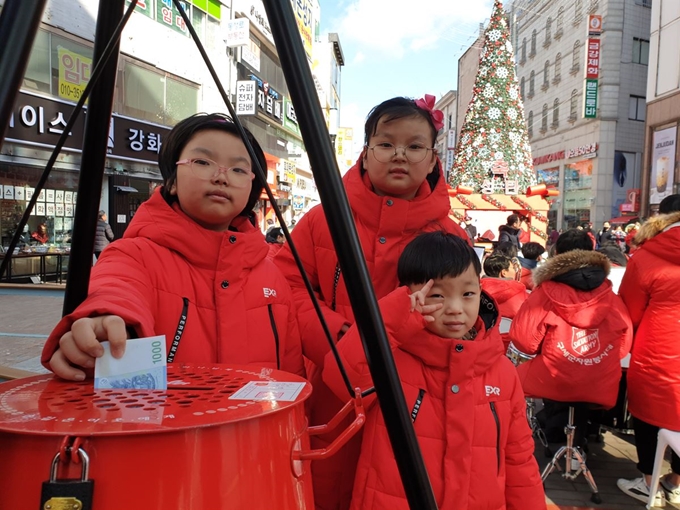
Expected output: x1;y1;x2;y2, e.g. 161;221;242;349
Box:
533;250;611;288
633;211;680;246
532;250;615;329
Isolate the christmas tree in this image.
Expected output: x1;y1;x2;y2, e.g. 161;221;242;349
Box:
449;0;536;193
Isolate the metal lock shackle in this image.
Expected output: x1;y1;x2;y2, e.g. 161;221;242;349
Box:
49;447;90;482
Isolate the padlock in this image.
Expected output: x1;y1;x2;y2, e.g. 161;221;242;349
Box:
40;448;94;510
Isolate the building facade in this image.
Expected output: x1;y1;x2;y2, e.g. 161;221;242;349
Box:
456;26;484;144
644;0;679;215
435;90;458;182
510;0;651;230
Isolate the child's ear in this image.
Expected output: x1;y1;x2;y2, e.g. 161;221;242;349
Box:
169;183;177;195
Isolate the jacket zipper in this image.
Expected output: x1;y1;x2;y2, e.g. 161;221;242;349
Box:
267;304;281;369
410;389;426;423
490;402;501;475
167;297;189;363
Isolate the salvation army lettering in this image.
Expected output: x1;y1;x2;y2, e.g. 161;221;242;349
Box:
5;90;171;164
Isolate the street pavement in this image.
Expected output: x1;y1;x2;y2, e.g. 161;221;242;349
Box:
0;284;676;509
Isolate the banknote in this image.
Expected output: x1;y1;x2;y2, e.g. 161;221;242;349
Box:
95;335;167;390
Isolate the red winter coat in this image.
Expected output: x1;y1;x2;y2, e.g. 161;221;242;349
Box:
323;288;546;510
480;278;528;349
267;242;283;259
509;250;632;409
42;189;304;376
619;212;680;429
519;267;535;291
274;158;468;510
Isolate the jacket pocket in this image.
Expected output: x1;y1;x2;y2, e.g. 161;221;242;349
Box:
490;401;501;475
167;297;189;363
410;388;426;423
267;304;280;369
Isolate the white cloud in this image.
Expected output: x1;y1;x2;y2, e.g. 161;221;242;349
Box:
331;0;494;58
338;102;367;162
353;51;366;65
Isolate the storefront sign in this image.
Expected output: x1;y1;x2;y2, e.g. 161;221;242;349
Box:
241;38;261;72
226;18;250;47
236;80;257;115
588;15;603;36
650;126;677;205
566;143;598;159
156;0;188;35
57;47;91;102
537;167;560;186
243;0;274;45
292;0;313;60
586;39;601;79
584;79;598;118
282;97;300;136
620;189;640;213
292;195;305;210
533;150;565;166
239;68;283;124
5;90;171;165
281;159;296;183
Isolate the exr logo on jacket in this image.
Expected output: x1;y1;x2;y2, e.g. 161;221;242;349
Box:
485;385;501;397
263;288;277;298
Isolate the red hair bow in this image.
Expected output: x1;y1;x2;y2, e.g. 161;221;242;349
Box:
415;94;444;132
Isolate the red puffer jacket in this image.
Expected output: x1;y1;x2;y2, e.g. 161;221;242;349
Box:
42;189;304;376
323;288;546;510
509;250;632;408
481;278;528;350
619;212;680;429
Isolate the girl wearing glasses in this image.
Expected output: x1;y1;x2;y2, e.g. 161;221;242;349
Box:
274;96;469;510
43;113;304;380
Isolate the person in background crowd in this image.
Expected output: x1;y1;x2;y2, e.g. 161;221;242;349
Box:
461;216;477;242
498;213;522;250
491;241;522;283
624;224;638;254
617;194;680;506
517;241;545;291
324;232;546;510
264;217;276;235
581;222;597;249
596;221;613;248
509;229;632;452
481;254;528;350
94;210;114;259
31;223;49;244
274;95;470;510
265;227;285;258
41;113;304;382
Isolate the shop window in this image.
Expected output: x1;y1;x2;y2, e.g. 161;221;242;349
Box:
628;95;646;121
564;159;593;229
22;29;51;94
633;38;650;65
119;60;199;126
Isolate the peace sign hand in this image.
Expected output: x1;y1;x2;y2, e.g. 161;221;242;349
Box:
409;279;443;323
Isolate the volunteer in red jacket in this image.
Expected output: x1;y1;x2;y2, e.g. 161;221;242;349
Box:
617;194;680;506
323;232;545;510
43;113;304;379
509;229;632;447
274;95;469;509
481;254;528;350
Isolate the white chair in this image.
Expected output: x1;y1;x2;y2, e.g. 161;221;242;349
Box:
648;428;680;509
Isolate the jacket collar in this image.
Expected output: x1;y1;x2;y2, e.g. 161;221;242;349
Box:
342;156;452;233
123;188;268;271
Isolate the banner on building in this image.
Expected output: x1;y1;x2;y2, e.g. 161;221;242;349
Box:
226;18;250;47
236;80;257;115
586;39;601;79
650;126;677;205
57;47;91;102
282;97;301;136
584;79;598;118
292;0;314;60
588;15;603;36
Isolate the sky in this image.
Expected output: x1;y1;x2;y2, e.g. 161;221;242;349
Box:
318;0;496;154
